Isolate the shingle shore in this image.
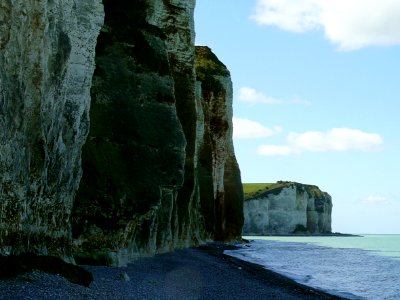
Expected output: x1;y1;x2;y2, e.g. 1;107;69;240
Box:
0;243;346;300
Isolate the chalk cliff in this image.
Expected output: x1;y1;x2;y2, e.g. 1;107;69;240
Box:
243;182;332;235
0;0;244;263
71;0;191;264
71;1;243;265
195;46;244;242
0;0;104;256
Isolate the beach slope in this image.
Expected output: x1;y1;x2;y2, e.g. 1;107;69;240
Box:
0;244;344;299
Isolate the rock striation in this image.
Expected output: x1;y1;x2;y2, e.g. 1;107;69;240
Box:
71;1;243;265
71;0;190;264
0;0;104;256
243;182;332;235
195;46;244;242
0;0;244;264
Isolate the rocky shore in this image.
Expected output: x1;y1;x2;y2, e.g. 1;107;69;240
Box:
0;243;345;300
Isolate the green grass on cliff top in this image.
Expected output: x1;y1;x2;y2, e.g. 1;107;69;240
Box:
243;181;326;201
195;46;229;79
243;182;287;200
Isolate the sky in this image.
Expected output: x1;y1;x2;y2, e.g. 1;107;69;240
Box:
194;0;400;234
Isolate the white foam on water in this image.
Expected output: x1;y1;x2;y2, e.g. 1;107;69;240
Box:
225;238;400;299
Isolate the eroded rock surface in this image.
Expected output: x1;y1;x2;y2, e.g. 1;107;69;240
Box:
72;0;189;264
0;0;244;264
72;3;244;265
243;182;332;235
0;0;104;256
195;46;244;241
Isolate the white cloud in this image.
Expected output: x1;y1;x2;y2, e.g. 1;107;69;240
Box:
238;87;310;105
251;0;400;50
251;0;322;32
233;117;281;139
362;195;388;205
288;128;383;152
238;87;282;104
257;128;384;156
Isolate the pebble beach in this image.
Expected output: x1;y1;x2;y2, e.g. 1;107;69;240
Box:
0;244;345;300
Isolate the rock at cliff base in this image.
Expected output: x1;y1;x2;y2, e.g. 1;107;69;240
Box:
0;255;93;287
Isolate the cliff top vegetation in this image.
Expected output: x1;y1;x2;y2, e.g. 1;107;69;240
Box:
195;46;230;94
243;181;328;201
195;46;229;78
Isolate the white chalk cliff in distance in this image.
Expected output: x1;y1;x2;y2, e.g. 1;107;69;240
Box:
243;182;332;235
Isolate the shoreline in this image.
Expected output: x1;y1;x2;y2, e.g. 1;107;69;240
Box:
0;243;347;299
243;233;362;237
199;242;347;299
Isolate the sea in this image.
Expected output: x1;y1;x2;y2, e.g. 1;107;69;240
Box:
224;235;400;300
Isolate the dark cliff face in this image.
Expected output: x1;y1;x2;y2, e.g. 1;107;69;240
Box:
71;2;244;264
0;0;244;261
72;0;188;262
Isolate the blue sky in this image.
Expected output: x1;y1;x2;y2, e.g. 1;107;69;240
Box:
195;0;400;234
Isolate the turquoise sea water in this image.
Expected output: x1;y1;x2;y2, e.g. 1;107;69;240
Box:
224;235;400;299
252;235;400;259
